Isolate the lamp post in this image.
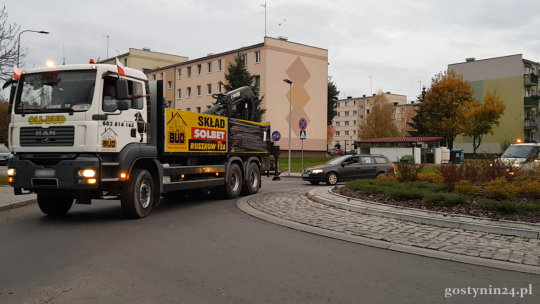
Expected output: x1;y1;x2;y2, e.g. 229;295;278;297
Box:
283;79;293;176
17;30;49;67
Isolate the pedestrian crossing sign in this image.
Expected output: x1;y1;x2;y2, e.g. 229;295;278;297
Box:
300;130;306;140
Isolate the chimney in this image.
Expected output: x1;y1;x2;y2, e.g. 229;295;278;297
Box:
347;96;352;99
372;94;376;96
362;94;366;97
466;57;475;62
142;47;151;51
386;92;391;94
277;36;288;41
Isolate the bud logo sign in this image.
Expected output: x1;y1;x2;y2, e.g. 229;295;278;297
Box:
165;109;228;153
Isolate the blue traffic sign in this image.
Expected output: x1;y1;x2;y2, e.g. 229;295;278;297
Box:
300;130;306;140
299;118;307;131
272;131;281;141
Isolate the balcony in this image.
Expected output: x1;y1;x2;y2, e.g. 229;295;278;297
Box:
524;119;538;130
524;97;539;107
524;74;539;86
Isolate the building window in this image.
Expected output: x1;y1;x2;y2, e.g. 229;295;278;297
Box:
254;75;260;87
196;85;201;96
345;111;349;117
345;101;348;107
336;131;340;136
359;115;364;119
177;89;181;99
366;109;370;115
177;68;182;79
186;108;191;112
207;62;212;73
345;131;349;136
353;100;356;106
187;67;192;77
353;131;356;135
336;121;340;127
218;82;223;93
337;112;340;117
167;81;172;89
345;121;349;126
218;59;222;71
152;75;156;80
197;64;202;75
392;108;396;114
353;121;357;126
124;58;128;66
207;83;212;95
255;51;261;63
359;105;363;109
196;107;201;113
242;54;247;64
353;111;357;115
186;87;191;98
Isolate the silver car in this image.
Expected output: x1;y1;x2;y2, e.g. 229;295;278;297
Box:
302;154;395;185
0;146;12;165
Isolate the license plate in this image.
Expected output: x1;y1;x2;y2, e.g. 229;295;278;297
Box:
34;168;56;178
302;174;309;178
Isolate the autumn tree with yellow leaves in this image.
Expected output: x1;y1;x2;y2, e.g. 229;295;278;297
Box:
327;125;335;146
359;92;401;140
463;92;506;155
420;70;474;149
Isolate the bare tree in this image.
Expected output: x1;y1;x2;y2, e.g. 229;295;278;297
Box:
0;5;25;82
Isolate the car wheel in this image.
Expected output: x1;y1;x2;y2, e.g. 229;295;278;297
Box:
310;181;320;185
325;172;339;185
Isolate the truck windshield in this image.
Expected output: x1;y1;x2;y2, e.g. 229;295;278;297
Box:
501;145;535;159
14;70;97;114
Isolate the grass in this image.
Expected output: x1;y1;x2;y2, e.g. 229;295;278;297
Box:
0;176;8;186
276;156;441;173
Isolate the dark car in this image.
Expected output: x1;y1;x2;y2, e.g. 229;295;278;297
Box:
302;154;395;185
0;146;12;165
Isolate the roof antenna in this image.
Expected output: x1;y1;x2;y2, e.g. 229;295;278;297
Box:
63;43;65;65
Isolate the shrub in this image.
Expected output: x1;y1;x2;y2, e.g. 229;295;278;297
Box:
376;173;398;182
417;173;444;183
453;180;480;195
518;181;540;199
440;162;481;186
396;162;425;182
479;198;540;214
476;157;511;183
404;181;447;192
423;193;469;206
345;180;387;194
484;177;518;200
384;187;426;200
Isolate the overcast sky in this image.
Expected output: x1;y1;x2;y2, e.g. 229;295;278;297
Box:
5;0;540;102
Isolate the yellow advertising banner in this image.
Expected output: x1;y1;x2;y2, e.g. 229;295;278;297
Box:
165;109;228;153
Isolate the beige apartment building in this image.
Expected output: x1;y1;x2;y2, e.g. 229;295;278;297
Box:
145;37;329;156
98;48;188;71
332;93;408;151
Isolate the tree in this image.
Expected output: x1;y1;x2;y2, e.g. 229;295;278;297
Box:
462;92;506;155
0;100;9;143
420;70;474;149
327;124;335;146
407;87;438;137
359;92;401;139
0;6;24;82
327;76;339;125
223;53;266;122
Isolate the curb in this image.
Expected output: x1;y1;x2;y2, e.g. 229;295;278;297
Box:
0;198;37;212
309;187;540;239
236;190;540;275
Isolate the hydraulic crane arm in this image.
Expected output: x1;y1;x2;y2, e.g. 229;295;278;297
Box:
203;86;258;121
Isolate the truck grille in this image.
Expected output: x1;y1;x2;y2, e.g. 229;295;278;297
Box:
20;126;75;147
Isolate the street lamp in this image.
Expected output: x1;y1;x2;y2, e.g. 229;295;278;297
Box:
283;79;293;176
17;30;49;67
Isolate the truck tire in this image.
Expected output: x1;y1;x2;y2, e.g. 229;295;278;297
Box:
241;162;260;196
37;195;73;216
210;163;242;199
121;169;153;219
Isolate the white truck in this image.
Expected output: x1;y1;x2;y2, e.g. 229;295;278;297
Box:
6;63;280;218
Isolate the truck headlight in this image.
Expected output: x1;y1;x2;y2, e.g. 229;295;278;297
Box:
7;168;16;176
312;169;324;174
78;169;96;178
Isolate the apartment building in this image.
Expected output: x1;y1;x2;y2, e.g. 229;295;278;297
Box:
449;54;540;153
331;93;408;150
98;48;188;71
145;37;329;156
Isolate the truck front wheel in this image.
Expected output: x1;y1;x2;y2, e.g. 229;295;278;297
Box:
37;195;73;216
121;169;153;219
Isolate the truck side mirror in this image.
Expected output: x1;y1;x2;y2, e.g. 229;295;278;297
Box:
116;79;129;100
118;100;130;111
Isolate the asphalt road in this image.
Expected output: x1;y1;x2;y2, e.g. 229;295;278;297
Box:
0;177;538;304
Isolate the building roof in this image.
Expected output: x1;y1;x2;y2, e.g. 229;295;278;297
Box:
356;137;444;143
